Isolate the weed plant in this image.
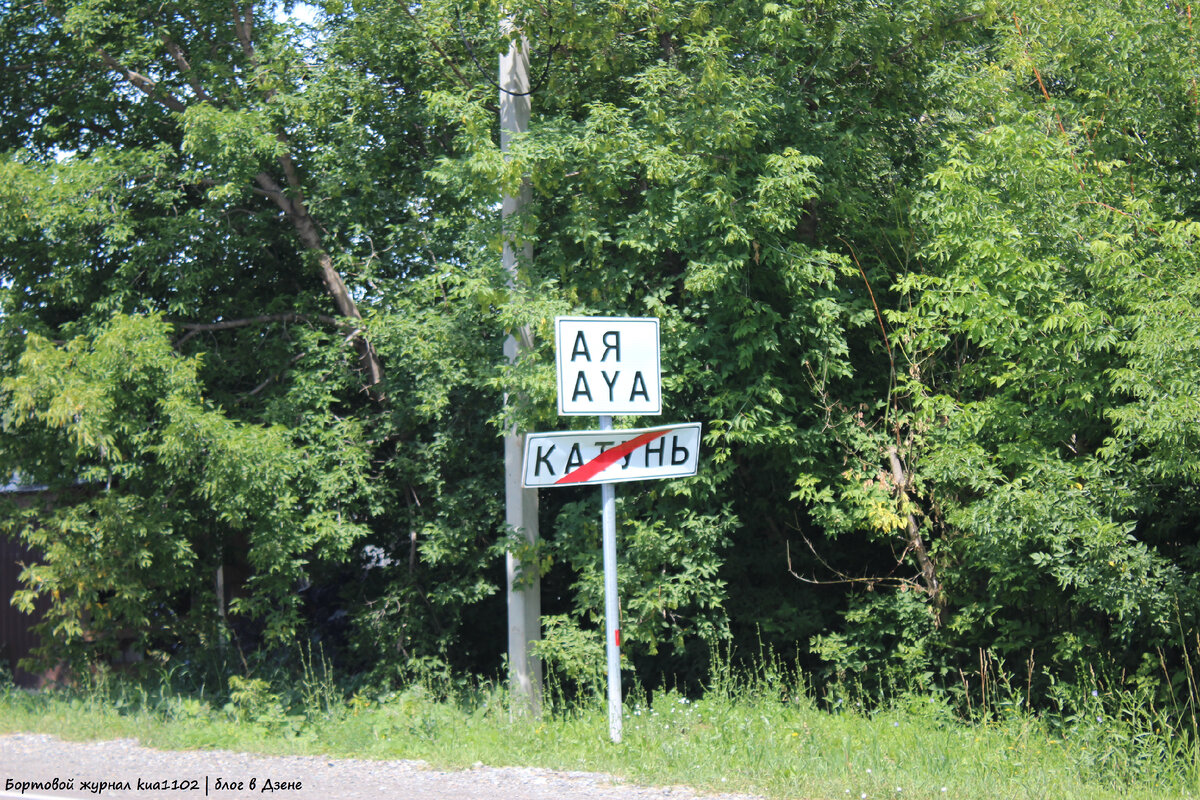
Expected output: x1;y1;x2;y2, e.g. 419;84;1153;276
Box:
1;645;1197;800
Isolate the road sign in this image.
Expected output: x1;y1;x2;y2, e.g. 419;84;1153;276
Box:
555;316;661;416
546;315;685;744
521;423;701;488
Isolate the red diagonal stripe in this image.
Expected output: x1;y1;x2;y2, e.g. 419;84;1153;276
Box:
554;428;674;485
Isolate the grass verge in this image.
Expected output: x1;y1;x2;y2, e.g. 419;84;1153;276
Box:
0;662;1196;800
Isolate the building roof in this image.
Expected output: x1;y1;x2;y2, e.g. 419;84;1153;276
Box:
0;474;48;494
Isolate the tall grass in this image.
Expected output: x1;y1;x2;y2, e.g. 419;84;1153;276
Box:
1;645;1197;800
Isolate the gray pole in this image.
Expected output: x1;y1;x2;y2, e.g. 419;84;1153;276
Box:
598;414;623;743
501;24;542;717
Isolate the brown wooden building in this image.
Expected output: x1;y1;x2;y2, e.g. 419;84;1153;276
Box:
0;478;49;687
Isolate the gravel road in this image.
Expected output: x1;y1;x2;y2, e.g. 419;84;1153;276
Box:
0;733;767;800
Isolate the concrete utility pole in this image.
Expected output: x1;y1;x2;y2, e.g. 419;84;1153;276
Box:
500;23;542;716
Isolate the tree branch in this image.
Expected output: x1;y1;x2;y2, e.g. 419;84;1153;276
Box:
251;172;383;387
232;4;256;62
276;133;307;206
845;13;984;78
244;324;363;398
253;171;294;213
174;313;343;346
161;33;220;105
247;349;308;397
786;537;924;593
95;47;187;113
399;4;474;90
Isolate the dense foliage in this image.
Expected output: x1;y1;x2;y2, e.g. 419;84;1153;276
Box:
2;0;1199;708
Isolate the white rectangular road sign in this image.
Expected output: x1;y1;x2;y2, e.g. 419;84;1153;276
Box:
556;316;661;416
522;423;701;488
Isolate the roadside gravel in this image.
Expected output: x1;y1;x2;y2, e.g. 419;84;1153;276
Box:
0;733;767;800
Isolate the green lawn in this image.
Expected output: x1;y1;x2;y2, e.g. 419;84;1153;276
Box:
1;669;1195;800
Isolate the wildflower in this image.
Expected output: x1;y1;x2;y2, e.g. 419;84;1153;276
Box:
1092;690;1099;698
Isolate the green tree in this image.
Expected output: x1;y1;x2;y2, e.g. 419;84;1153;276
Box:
818;0;1200;695
419;0;987;679
0;0;483;672
7;0;1200;706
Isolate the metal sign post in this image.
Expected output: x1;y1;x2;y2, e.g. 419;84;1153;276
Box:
598;414;622;743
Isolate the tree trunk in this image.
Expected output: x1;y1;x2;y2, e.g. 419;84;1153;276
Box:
887;446;944;626
255;172;383;388
92;20;384;390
